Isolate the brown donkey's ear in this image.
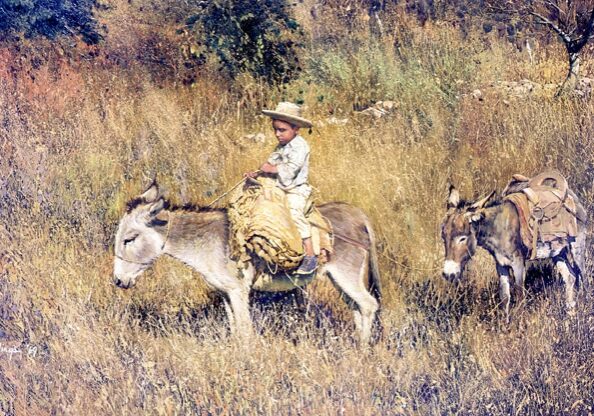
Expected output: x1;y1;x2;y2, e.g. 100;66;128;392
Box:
447;184;461;209
470;190;495;210
465;210;485;223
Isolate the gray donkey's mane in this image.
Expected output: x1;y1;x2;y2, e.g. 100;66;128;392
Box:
126;196;227;215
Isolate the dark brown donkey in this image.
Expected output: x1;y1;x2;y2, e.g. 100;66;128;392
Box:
441;186;587;322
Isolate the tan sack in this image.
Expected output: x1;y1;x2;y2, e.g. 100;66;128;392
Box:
228;177;304;270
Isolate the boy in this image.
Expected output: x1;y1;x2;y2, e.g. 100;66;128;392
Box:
245;102;317;275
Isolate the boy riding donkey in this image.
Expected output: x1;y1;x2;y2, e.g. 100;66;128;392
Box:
245;102;318;275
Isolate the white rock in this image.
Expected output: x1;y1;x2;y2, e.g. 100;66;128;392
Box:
376;100;396;111
326;116;349;126
357;107;386;118
471;89;483;100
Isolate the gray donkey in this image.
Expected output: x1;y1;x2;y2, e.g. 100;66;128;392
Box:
441;185;587;322
113;182;381;344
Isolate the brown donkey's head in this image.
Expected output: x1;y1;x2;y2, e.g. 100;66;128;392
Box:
441;185;495;282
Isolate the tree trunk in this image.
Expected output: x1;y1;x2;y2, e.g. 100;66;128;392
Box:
568;52;580;86
557;50;580;96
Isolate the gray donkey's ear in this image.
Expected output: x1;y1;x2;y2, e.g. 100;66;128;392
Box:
147;198;165;218
447;184;461;209
142;198;165;226
140;180;160;203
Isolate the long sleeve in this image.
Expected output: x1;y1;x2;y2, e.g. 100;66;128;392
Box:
267;136;310;190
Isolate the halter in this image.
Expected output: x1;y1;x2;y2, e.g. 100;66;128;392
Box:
114;211;173;266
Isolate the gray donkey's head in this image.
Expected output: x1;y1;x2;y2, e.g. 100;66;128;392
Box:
113;182;168;289
441;185;495;282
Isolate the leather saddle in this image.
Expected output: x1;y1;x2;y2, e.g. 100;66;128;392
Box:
503;170;582;259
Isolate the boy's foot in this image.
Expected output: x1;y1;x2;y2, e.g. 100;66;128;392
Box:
296;255;318;275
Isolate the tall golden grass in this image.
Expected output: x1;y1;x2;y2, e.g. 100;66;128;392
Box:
0;5;593;415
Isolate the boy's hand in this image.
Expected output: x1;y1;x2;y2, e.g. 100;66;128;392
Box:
243;171;259;179
259;163;278;174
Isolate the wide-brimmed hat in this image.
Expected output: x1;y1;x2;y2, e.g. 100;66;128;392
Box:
262;102;313;128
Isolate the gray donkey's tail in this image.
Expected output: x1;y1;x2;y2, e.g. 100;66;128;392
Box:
366;218;382;303
364;216;383;343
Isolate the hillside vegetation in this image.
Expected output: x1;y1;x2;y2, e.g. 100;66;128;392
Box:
0;1;593;414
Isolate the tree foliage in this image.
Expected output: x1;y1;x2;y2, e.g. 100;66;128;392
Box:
185;0;304;85
0;0;102;44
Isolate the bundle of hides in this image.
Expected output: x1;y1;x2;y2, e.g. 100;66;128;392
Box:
228;177;305;270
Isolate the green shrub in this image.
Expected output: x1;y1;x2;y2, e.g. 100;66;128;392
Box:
0;0;103;43
185;0;304;85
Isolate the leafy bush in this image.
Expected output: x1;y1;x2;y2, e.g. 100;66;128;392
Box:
0;0;102;44
185;0;304;85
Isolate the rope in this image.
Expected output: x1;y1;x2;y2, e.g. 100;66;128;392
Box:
377;229;444;272
206;177;247;207
206;170;263;208
333;233;368;250
266;260;279;275
380;251;443;273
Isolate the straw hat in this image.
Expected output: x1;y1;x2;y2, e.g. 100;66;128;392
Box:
262;102;313;128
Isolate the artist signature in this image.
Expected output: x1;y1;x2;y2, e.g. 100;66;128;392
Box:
0;342;39;360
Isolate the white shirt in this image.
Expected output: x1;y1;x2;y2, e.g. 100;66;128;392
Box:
267;135;310;191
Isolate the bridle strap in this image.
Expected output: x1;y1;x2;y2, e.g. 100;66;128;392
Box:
160;211;172;252
114;253;154;266
115;211;173;265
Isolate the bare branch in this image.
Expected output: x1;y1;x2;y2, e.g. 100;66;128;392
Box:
573;8;594;50
543;0;564;17
530;11;573;43
585;8;594;36
484;3;515;15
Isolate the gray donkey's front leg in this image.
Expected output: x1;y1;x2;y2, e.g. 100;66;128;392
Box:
201;264;255;338
224;263;256;338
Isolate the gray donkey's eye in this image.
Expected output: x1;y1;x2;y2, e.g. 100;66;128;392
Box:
123;235;138;246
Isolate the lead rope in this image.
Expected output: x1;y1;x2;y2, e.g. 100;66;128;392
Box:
206;171;264;208
380;252;444;272
206;178;246;208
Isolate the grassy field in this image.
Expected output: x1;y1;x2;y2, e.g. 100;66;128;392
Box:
0;3;593;415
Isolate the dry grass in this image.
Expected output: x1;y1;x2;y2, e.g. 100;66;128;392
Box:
0;7;593;415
